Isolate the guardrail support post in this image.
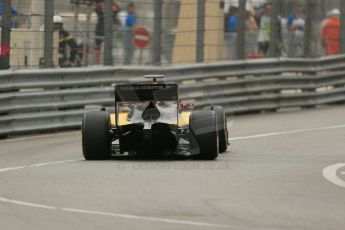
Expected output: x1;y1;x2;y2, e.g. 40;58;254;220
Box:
73;1;80;38
44;0;54;68
303;0;314;58
0;0;11;69
196;0;205;63
269;0;280;58
237;0;246;60
104;0;113;66
340;0;345;54
152;0;163;66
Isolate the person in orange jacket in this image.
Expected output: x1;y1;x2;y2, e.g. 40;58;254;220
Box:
321;9;341;56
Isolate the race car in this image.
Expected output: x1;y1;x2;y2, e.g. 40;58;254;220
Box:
81;76;229;160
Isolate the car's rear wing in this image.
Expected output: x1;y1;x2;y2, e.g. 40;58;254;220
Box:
115;84;178;102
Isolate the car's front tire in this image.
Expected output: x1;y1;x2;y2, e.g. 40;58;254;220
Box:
189;110;219;160
82;111;111;160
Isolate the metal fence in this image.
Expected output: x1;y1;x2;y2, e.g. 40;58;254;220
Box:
2;0;345;69
1;55;345;137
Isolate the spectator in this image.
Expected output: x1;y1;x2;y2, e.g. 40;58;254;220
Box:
124;2;137;65
245;10;258;58
321;9;340;56
53;15;78;67
245;10;258;32
227;6;238;33
94;0;120;65
0;3;19;28
286;6;305;57
224;6;238;60
257;3;272;56
320;10;331;55
253;6;262;28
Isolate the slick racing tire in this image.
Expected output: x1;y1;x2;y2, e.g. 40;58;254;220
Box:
204;106;229;153
189;110;219;160
82;111;111;160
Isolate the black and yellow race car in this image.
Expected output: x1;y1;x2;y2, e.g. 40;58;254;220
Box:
82;77;228;160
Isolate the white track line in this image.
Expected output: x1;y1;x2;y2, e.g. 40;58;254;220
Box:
0;158;231;228
61;207;231;228
0;197;58;210
229;124;345;141
0;166;26;173
0;196;230;228
0;159;82;173
29;159;83;167
0;131;79;143
2;123;345;144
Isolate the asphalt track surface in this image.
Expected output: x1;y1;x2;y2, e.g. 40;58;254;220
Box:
1;106;345;230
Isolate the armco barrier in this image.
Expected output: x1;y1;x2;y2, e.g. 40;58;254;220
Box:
1;55;345;136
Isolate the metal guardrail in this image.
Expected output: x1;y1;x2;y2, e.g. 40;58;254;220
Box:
1;55;345;137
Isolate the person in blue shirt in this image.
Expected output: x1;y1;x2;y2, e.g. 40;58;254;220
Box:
227;6;238;33
286;5;305;57
0;3;18;16
0;3;19;28
93;0;120;65
224;6;238;59
124;2;137;65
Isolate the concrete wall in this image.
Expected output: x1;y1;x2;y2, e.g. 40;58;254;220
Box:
1;29;59;69
172;0;224;64
204;0;224;63
172;0;197;64
12;0;45;30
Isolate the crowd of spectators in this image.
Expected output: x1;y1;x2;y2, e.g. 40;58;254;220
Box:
53;0;137;67
224;3;342;60
2;1;343;67
93;0;137;65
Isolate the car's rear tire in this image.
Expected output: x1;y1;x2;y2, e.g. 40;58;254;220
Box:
82;111;111;160
189;110;219;160
204;106;229;153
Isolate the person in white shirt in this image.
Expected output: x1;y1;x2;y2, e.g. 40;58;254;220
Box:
286;6;305;57
257;3;272;56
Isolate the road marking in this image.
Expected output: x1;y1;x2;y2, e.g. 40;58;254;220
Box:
0;166;27;173
0;159;82;173
0;197;230;228
61;207;230;228
229;124;345;141
0;131;79;143
0;197;58;210
0;159;231;228
323;163;345;188
29;159;83;167
1;122;344;144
